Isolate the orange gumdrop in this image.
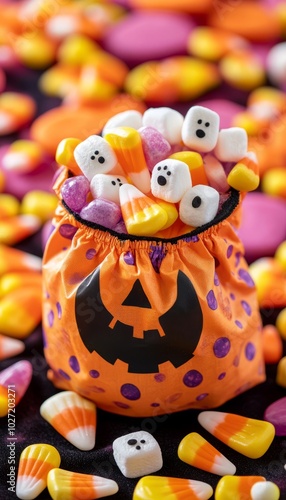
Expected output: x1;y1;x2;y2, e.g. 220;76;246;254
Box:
262;324;283;364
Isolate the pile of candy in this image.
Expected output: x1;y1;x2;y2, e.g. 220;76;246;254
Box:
59;105;259;238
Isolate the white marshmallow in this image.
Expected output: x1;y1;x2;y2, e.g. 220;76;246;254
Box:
214;127;248;162
142;107;184;145
151;158;192;203
90;174;128;204
102;110;143;136
266;41;286;88
113;431;163;479
179;184;219;227
181;106;220;153
74;135;117;181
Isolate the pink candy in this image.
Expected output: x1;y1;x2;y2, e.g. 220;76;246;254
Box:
61;175;90;212
264;397;286;436
139;126;171;171
80;198;122;230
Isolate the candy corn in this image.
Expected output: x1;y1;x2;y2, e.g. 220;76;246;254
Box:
0;334;25;361
21;190;58;224
0;271;42;298
0;214;41;246
40;391;97;451
0;245;42;276
47;468;119;500
276;356;286;388
55;137;82;175
251;480;280;500
16;444;61;500
170;151;208;186
178;432;236;476
0;286;42;338
0;194;20;218
2;140;44;174
119;183;168;236
0;360;32;417
215;476;266;500
261;324;283;364
198;411;275;459
0;92;36;135
104;127;151;193
227;152;260;192
133;476;213;500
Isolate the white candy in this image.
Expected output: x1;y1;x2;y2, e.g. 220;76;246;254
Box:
181;106;220;153
90;174;128;204
266;41;286;88
250;481;280;500
214;127;248;163
74;135;117;181
142;107;184;145
179;184;219;227
151;158;192;203
102;110;143;136
113;430;163;479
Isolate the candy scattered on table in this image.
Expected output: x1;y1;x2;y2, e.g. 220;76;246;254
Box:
0;285;42;338
0;360;32;417
47;468;119;500
261;324;283;364
250;481;280;500
0;333;25;361
112;430;163;478
16;443;61;500
197;411;275;459
40;390;97;451
276;356;286;389
214;476;266;500
178;432;236;476
133;476;213;500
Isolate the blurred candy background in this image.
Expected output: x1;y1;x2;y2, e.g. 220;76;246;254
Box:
1;0;286;499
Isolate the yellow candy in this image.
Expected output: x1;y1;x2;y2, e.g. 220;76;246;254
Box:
16;444;61;500
13;33;57;69
0;170;5;192
248;86;286;110
0;286;42;338
21;190;58;223
47;468;118;500
56;137;82;175
227;164;260;192
78;73;117;101
215;476;266;500
0;194;20;218
276;307;286;341
232;112;263;137
275;241;286;272
133;475;213;500
276;356;286;388
154;199;178;230
261;168;286;199
188;27;247;62
58;34;100;65
170;151;208;186
39;64;80;98
0;271;42;298
220;51;266;91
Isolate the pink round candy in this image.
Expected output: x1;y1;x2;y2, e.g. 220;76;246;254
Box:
80;198;122;229
61;175;90;213
103;11;194;66
264;396;286;436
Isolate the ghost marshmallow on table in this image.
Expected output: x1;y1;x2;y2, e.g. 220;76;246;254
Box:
181;106;220;153
73;135;118;181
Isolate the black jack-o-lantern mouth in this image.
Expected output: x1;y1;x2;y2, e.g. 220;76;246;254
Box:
75;268;203;373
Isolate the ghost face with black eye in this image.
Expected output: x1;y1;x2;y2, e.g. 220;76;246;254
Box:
74;135;118;181
151;158;192;203
182;105;220;153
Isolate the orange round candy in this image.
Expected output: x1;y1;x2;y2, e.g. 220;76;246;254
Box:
262;324;283;364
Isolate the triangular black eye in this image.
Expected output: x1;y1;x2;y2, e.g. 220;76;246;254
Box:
122;280;152;308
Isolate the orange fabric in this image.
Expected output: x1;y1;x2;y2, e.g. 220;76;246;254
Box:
42;168;265;417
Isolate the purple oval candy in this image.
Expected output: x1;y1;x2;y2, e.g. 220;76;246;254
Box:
264;396;286;436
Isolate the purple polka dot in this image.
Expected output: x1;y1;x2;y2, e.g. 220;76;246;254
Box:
241;300;252;316
183;235;199;243
207;290;218;310
235;251;241;267
165;393;182;404
227;245;233;258
47;310;54;327
151;402;160;407
58;369;71;380
183;370;203;387
213;337;231;358
196;393;208;401
56;302;62;319
123;251;135;265
214;272;220;286
238;268;255;287
245;342;256;361
114;401;130;409
235;320;243;329
69;355;80;373
89;370;100;378
121;383;141;400
230;293;235;301
218;372;226;380
86;248;97;260
59;224;78;239
154;373;166;382
69;273;85;285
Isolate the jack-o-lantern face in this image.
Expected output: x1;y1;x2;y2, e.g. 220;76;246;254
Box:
75;267;203;373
